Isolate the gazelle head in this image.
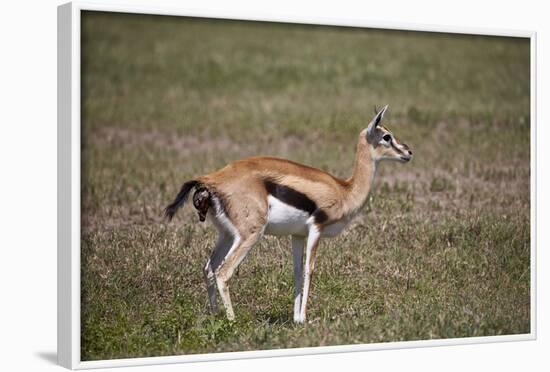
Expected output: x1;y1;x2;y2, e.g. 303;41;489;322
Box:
366;104;413;163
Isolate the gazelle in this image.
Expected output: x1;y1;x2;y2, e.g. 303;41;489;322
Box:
165;105;412;323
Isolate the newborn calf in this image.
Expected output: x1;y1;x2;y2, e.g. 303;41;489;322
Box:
192;187;211;222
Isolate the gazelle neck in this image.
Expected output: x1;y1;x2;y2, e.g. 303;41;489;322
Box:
345;130;377;213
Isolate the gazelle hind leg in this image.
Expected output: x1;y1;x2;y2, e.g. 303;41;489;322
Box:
297;225;321;323
203;259;217;313
291;235;305;322
203;232;232;313
215;228;264;320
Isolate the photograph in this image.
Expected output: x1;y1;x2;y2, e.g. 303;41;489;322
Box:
79;10;531;361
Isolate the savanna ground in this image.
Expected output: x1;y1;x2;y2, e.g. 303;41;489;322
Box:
80;12;531;361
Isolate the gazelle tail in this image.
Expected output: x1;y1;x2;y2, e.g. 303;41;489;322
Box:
164;180;199;221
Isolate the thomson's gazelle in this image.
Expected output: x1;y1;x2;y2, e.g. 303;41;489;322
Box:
165;105;412;323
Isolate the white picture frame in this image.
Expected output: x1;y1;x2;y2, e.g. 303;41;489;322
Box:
58;1;537;369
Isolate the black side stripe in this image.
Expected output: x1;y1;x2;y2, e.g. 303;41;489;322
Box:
263;179;328;224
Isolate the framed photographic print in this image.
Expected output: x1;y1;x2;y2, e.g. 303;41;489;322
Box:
58;1;536;369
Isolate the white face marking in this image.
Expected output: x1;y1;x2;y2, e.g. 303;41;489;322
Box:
264;195;309;236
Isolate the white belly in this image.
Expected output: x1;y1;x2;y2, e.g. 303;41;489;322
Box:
264;196;354;237
264;195;309;236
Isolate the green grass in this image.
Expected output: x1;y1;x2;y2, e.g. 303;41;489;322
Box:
80;11;531;361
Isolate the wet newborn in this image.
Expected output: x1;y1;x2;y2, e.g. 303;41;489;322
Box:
192;187;211;222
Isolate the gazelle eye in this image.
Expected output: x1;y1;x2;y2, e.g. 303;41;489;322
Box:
382;134;392;142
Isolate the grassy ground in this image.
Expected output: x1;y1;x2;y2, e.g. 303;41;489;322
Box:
80;12;531;361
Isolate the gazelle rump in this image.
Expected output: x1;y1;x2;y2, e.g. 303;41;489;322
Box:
164;105;412;323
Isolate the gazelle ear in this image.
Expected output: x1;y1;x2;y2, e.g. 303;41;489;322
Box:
367;104;388;137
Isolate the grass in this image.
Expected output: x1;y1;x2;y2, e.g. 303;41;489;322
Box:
80;12;531;361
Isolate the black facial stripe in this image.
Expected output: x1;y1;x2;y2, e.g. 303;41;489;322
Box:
264;179;328;224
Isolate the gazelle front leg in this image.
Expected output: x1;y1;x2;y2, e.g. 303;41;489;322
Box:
297;225;321;324
291;235;305;322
